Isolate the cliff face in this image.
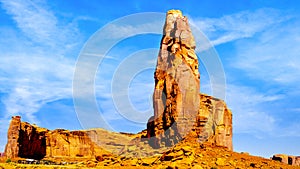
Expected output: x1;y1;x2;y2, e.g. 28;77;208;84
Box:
146;10;232;150
18;121;47;159
198;94;233;150
4;116;48;159
4;116;109;159
4;116;21;159
45;129;104;158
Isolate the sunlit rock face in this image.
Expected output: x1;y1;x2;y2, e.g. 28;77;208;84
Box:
198;94;233;150
4;116;107;159
4;116;47;159
4;116;22;159
147;10;232;150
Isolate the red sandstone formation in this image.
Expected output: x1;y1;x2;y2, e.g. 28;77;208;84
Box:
4;116;109;159
199;94;233;150
146;10;232;150
4;116;21;159
147;9;200;149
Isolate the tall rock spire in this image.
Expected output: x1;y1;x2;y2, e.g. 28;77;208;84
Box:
147;9;200;148
147;10;232;151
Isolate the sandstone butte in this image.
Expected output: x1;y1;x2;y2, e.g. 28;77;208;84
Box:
1;10;299;169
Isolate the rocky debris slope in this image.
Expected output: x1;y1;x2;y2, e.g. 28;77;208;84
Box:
146;9;232;150
74;137;300;168
117;93;233;158
3;138;298;169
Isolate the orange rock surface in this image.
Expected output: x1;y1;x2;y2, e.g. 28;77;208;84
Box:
2;9;298;169
146;9;232;150
4;116;111;160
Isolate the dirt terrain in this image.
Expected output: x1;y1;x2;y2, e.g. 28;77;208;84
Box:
1;137;299;169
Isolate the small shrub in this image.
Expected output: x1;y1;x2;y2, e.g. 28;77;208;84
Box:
6;158;11;163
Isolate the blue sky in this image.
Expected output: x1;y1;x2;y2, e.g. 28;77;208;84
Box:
1;0;300;158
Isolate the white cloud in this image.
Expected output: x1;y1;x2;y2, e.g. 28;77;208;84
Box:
0;54;75;123
224;75;300;138
225;85;282;134
220;13;300;138
0;0;83;150
189;8;300;88
190;8;290;46
0;0;79;50
1;0;57;41
99;16;164;40
277;123;300;137
233;19;300;85
93;49;156;125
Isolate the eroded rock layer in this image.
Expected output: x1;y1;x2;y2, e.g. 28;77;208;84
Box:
4;116;21;159
4;116;110;159
198;94;233;150
147;9;200;149
146;10;232;150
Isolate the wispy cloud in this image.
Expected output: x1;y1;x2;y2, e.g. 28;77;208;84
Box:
0;0;79;50
93;49;156;126
0;47;76;151
190;8;291;46
0;0;84;150
225;85;282;135
0;55;74;121
232;19;300;85
99;16;164;40
224;10;300;138
1;0;57;42
277;123;300;137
